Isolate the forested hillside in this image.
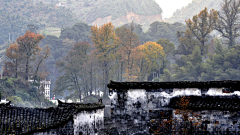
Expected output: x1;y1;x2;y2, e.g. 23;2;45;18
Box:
40;0;163;26
0;0;78;45
167;0;222;23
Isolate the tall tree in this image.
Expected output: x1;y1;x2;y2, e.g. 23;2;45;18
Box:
33;45;50;82
90;22;118;97
17;31;44;80
115;22;140;81
215;0;240;48
186;7;218;55
55;42;91;100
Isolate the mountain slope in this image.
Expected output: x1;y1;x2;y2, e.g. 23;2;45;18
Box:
167;0;223;23
41;0;163;27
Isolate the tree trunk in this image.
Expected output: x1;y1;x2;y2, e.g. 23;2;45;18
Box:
15;59;18;78
25;56;29;80
90;63;93;95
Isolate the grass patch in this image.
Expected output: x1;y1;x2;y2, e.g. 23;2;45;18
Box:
39;27;61;37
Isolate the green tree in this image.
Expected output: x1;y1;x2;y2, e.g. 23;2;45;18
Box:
147;22;186;44
59;22;91;43
176;29;200;55
190;46;202;67
156;39;175;57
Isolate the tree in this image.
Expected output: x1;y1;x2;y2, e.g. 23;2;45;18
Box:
133;41;165;81
17;31;44;80
90;22;118;97
54;42;91;101
32;45;50;82
176;29;200;55
186;7;218;55
190;46;202;67
59;22;91;43
215;0;240;48
115;22;140;81
5;43;20;78
156;39;175;57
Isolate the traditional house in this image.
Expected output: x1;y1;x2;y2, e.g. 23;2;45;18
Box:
28;79;51;100
107;80;240;134
0;99;105;135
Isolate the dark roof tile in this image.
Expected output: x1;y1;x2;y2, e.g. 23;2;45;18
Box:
0;100;105;135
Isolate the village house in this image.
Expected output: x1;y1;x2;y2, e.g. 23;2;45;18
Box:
107;80;240;134
0;99;105;135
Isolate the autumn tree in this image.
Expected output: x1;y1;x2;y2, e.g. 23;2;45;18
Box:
5;43;20;78
4;31;50;83
215;0;240;48
90;22;118;97
186;7;218;55
133;41;165;81
17;31;45;80
115;22;140;81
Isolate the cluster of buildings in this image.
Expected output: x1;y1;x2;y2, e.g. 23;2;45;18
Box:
1;80;240;134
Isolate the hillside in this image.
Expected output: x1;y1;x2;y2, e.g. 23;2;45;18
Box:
167;0;223;23
0;0;79;45
40;0;163;27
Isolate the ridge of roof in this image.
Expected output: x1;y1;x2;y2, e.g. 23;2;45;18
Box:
107;80;240;90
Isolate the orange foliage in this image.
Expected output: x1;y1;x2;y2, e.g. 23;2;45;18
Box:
4;31;46;80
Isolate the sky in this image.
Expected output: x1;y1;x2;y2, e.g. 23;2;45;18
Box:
155;0;192;18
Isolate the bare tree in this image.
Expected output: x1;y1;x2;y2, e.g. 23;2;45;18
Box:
215;0;240;48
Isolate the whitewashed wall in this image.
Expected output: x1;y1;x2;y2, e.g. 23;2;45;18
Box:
73;108;104;135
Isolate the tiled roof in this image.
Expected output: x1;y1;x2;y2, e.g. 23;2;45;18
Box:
168;96;240;111
0;100;105;135
107;80;240;90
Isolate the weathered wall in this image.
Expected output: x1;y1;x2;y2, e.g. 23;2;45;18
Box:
73;109;104;135
109;88;240;134
32;120;74;135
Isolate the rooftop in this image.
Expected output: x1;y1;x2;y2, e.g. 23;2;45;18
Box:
0;100;104;135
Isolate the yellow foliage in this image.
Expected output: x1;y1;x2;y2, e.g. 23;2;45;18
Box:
132;41;165;81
